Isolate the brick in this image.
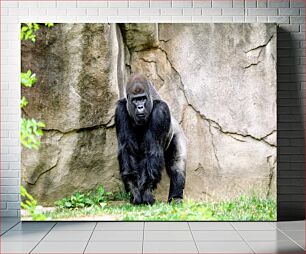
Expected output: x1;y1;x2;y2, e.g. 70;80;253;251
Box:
161;8;183;16
268;0;289;7
127;16;150;22
39;1;57;8
300;8;305;15
300;25;305;32
193;0;212;7
202;8;221;15
172;16;193;22
1;178;19;186
245;0;256;7
150;0;172;7
87;8;99;16
47;8;67;16
0;210;19;217
1;202;7;210
99;8;118;16
108;0;128;8
150;16;172;22
247;8;277;15
7;202;20;210
212;0;233;7
1;8;8;16
8;8;29;16
172;0;192;7
129;0;149;7
278;24;300;32
278;8;300;15
140;8;160;16
245;16;257;22
233;0;244;7
9;162;21;170
268;16;290;23
2;1;18;8
118;8;140;16
213;16;233;22
290;0;305;7
192;16;213;22
0;186;20;194
29;8;47;16
0;194;19;202
67;8;86;16
257;0;267;7
19;1;38;8
57;0;77;8
290;16;305;24
107;16;128;22
233;16;245;22
77;1;107;8
222;8;245;15
1;171;19;178
257;16;268;22
183;8;202;16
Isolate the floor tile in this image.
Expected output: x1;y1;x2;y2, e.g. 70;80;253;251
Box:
232;222;276;231
32;241;87;253
143;241;198;253
275;221;305;231
52;222;96;231
1;230;48;242
192;230;243;241
11;222;55;231
189;222;234;231
239;230;291;241
282;230;305;241
249;240;304;253
96;222;143;231
42;230;92;242
90;230;143;241
85;241;142;253
144;230;193;241
145;222;189;230
0;241;37;253
197;241;253;253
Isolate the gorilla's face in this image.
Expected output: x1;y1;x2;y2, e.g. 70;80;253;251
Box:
128;92;152;125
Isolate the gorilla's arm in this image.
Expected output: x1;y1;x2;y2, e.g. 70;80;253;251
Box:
115;99;142;204
139;100;172;191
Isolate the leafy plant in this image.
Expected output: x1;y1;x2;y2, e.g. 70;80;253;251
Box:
55;186;112;209
20;186;47;221
21;70;37;87
20;23;54;42
20;118;45;150
20;96;28;108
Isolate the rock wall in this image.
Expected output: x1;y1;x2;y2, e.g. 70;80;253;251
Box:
21;23;277;205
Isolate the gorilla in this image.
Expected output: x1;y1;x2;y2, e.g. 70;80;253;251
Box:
115;74;187;205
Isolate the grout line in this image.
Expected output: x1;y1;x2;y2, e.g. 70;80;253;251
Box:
142;222;145;254
0;220;20;236
276;227;305;251
83;222;97;254
187;222;200;254
230;222;256;254
29;222;57;254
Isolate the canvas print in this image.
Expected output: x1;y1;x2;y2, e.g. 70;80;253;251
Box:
21;23;277;221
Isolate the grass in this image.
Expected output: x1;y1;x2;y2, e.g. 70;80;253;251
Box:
39;195;276;221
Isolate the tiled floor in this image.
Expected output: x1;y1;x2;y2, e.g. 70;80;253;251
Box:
0;218;304;253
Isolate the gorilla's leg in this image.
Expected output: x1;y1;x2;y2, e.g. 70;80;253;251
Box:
122;174;142;205
165;134;186;203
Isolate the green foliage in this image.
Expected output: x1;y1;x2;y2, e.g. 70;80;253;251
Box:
20;23;54;42
20;118;45;150
55;186;112;209
108;185;131;201
20;96;28;108
20;186;47;221
48;194;276;221
21;70;37;87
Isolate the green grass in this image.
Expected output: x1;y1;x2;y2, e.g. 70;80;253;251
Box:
40;195;276;221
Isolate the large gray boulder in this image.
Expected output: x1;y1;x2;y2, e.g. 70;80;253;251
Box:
21;23;277;205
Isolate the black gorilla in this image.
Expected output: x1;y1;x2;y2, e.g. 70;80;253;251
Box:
115;74;187;205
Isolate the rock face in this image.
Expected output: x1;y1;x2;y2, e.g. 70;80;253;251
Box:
21;23;277;205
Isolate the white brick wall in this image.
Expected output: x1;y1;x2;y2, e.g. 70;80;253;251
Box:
1;0;305;218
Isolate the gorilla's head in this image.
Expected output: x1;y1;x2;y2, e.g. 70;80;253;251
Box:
126;74;153;126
